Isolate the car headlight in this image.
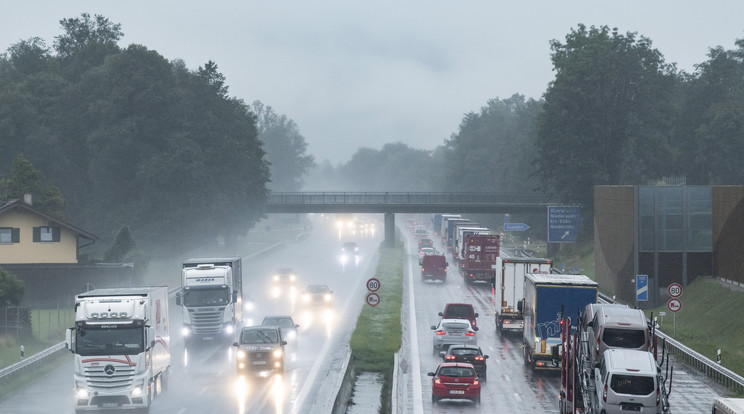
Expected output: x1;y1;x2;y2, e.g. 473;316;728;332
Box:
273;275;280;282
290;274;296;282
324;294;332;302
237;350;246;360
273;349;283;358
244;302;254;312
76;387;90;399
303;294;310;302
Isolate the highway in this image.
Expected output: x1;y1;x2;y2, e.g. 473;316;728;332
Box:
0;213;733;413
399;214;730;413
0;214;381;414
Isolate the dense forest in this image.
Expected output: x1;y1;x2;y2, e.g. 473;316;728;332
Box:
2;15;744;259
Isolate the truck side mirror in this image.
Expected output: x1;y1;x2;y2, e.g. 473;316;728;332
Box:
65;328;75;353
146;326;156;349
517;300;523;314
176;291;181;306
233;342;239;347
232;290;238;302
551;345;559;359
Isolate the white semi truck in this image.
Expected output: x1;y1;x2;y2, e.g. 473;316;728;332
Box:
492;257;552;332
177;257;243;342
65;286;171;412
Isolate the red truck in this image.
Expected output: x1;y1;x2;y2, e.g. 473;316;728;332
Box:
461;234;499;284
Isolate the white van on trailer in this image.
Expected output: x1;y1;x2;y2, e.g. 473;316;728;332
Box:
713;398;744;414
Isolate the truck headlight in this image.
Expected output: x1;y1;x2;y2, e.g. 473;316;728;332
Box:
273;349;283;358
181;326;191;337
76;388;90;399
237;350;246;360
132;386;142;397
324;294;332;302
224;324;235;335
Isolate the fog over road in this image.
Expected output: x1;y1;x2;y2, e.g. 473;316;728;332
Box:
0;214;381;414
0;213;731;413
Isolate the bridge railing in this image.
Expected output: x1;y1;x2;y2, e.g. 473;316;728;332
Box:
267;192;551;205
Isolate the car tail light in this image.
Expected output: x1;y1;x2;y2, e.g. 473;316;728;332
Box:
436;330;446;335
603;383;607;402
421;267;425;272
445;355;456;361
474;356;484;361
465;331;474;336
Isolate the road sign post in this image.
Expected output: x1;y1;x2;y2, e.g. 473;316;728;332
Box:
667;298;681;336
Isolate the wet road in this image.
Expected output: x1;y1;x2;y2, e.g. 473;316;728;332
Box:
0;214;381;414
400;215;730;414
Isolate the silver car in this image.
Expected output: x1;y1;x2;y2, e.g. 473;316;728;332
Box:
431;318;478;355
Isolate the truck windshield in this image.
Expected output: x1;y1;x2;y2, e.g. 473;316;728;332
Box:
183;286;229;306
75;324;144;356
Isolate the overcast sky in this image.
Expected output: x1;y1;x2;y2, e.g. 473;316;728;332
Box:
3;1;744;164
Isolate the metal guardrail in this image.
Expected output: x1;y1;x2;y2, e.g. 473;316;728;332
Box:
0;342;67;380
597;292;744;394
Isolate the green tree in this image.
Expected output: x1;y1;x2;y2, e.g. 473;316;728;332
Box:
675;39;744;184
104;225;136;262
0;267;26;306
0;154;68;220
443;94;543;193
7;37;50;74
252;101;316;191
53;13;122;58
536;25;679;209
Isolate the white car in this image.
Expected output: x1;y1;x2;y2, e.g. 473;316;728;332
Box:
431;318;478;355
418;247;436;264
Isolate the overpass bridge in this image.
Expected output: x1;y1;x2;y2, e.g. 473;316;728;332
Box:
265;192;557;246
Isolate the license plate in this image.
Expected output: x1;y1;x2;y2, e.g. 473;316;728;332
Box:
621;405;641;412
449;390;465;395
252;361;267;365
450;332;462;336
103;403;118;408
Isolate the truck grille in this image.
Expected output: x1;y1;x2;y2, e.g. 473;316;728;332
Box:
190;308;224;334
83;365;136;390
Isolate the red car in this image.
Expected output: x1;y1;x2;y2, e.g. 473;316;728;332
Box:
427;362;481;405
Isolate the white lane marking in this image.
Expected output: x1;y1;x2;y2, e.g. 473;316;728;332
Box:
407;237;424;414
503;374;511;382
291;245;377;414
514;392;522;402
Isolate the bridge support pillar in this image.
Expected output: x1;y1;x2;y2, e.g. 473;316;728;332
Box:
384;213;395;248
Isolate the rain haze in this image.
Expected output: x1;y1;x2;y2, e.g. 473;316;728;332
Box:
2;1;743;164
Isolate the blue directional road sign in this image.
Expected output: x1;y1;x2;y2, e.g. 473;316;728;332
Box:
504;222;529;231
548;206;581;243
636;274;648;302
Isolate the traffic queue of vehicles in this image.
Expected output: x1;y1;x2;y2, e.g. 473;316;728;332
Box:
423;214;675;410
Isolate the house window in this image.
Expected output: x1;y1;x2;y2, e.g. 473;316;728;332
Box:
33;226;60;243
0;228;20;244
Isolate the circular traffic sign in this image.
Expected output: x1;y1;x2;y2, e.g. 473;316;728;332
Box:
366;277;381;292
668;283;683;298
366;292;380;307
667;298;682;313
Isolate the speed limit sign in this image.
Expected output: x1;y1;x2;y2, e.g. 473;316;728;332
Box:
668;283;682;298
366;277;381;292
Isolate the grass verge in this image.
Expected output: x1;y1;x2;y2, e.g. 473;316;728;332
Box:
0;350;71;401
643;277;744;378
349;239;404;414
